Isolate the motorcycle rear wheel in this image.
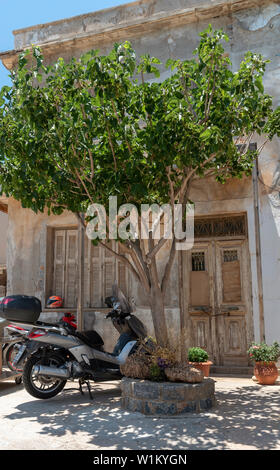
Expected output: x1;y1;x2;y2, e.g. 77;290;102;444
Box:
23;353;67;399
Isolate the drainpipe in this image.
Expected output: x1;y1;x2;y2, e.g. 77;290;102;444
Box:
77;213;85;332
251;143;266;342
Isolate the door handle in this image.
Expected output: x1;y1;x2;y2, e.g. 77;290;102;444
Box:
193;306;212;313
221;306;239;311
213;311;231;317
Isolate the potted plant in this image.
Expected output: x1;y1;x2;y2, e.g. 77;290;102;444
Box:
188;347;212;377
248;342;280;385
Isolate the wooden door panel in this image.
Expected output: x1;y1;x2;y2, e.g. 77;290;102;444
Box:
222;260;242;302
190;271;210;306
186;243;213;358
216;242;244;306
215;240;249;365
189;246;212;309
224;316;247;356
191;316;212;354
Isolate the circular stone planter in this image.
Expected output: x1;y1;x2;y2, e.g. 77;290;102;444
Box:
121;377;216;416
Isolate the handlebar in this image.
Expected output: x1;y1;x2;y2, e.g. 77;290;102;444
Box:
106;310;119;320
105;309;129;321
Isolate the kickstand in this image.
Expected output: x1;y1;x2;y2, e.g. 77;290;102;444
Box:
86;381;93;400
78;379;84;396
78;379;93;400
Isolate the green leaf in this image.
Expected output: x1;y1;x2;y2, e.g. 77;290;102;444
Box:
255;76;264;93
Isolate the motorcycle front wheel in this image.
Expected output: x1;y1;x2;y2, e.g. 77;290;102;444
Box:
5;343;24;372
22;353;67;399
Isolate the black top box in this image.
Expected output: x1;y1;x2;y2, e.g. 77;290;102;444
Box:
0;295;42;323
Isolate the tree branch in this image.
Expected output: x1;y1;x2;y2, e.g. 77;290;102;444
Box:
74;167;94;204
126;242;151;293
106;123;117;171
147;237;168;261
99;240;142;285
130;239;150;284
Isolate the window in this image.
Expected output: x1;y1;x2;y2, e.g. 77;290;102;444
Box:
190;250;209;306
223;250;238;263
192;252;206;271
194;215;246;238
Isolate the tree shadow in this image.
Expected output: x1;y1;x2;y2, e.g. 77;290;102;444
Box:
2;380;280;450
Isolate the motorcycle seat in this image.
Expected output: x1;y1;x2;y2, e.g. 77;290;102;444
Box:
74;330;104;348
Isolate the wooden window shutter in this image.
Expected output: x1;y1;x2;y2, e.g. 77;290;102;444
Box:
91;242;103;307
52;231;130;309
83;236;91;308
64;230;78;308
89;241;128;307
117;243;128;297
53;230;66;300
104;240;116;299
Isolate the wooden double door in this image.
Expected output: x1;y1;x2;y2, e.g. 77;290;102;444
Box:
182;239;254;366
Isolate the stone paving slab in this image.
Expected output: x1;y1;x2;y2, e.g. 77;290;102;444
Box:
0;376;279;450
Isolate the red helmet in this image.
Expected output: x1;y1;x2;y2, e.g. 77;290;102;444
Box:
46;296;63;308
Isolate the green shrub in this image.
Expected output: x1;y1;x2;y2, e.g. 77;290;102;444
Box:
188;347;209;363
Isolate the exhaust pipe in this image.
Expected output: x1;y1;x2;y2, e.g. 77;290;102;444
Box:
33;365;70;379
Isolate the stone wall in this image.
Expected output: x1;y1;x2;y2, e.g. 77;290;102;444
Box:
121;377;216;415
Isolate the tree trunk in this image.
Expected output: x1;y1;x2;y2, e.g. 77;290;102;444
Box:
149;284;169;346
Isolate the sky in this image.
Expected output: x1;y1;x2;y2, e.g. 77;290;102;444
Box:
0;0;129;89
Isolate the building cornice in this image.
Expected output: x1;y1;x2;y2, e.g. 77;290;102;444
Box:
0;0;275;70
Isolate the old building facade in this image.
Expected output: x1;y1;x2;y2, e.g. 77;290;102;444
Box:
1;0;280;370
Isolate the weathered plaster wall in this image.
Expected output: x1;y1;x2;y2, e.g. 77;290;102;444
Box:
0;212;8;265
6;198;77;298
3;0;280;348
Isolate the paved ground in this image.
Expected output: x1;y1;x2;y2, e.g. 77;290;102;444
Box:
0;374;279;450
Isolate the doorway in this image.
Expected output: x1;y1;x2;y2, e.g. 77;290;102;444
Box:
182;215;254;366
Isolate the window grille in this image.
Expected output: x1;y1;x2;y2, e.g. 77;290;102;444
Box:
223;250;238;263
194;216;246;238
192;252;205;271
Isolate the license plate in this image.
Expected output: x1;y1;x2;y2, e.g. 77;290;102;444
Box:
13;344;26;366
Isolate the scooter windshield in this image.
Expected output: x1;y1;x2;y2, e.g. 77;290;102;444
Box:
112;282;132;315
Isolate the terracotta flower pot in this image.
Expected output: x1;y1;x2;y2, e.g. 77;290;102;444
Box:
188;361;213;377
254;361;279;385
